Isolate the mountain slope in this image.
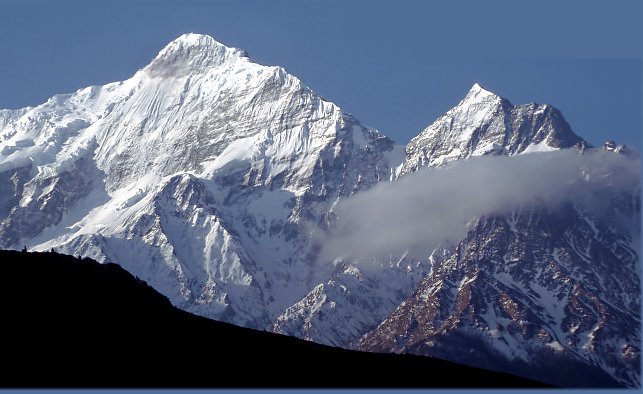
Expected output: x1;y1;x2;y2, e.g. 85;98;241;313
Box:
0;249;548;388
356;199;639;387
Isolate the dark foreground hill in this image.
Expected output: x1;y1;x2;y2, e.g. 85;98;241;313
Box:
0;249;548;388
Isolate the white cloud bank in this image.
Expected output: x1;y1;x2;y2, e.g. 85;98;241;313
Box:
319;150;640;262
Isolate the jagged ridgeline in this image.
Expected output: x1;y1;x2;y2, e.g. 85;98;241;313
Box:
0;34;639;387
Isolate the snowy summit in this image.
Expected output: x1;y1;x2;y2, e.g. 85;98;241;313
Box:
145;33;250;77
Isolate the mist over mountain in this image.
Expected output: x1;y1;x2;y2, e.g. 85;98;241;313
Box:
0;34;639;387
320;149;639;262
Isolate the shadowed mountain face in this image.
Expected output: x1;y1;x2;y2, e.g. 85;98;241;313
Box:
0;249;548;388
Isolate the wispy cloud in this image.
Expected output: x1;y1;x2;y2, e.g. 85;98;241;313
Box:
318;150;640;263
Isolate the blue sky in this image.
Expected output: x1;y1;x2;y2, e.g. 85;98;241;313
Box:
1;0;641;151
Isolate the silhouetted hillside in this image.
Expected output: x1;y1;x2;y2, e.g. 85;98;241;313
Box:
0;249;549;388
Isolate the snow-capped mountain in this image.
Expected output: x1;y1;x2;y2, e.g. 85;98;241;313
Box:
0;34;638;387
400;83;588;174
0;33;401;328
353;92;640;386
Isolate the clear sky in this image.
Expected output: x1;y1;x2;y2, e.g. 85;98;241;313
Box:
1;0;641;151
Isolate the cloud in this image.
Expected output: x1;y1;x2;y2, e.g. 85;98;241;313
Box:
318;149;640;263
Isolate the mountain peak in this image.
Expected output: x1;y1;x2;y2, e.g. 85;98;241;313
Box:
400;83;588;173
166;33;225;54
171;33;217;45
462;83;504;104
144;33;249;77
603;140;637;157
469;82;491;94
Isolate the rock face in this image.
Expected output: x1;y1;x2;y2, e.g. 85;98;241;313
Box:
0;34;638;387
